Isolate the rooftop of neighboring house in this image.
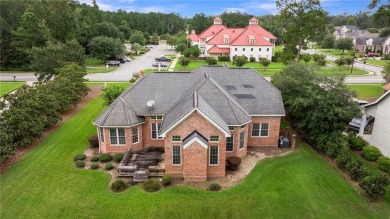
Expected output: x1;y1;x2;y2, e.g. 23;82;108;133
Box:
355;37;387;46
93;65;285;130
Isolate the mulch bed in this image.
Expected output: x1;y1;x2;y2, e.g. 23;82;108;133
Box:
0;85;103;175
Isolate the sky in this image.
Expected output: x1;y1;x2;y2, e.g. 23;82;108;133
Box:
78;0;382;17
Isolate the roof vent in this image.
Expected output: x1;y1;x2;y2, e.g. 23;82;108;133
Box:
146;100;155;107
205;72;209;78
233;94;256;99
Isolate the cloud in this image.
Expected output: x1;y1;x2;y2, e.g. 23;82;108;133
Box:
141;6;165;13
223;7;246;13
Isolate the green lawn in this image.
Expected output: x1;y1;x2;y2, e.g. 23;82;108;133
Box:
86;66;119;74
347;84;384;100
318;49;353;57
0;82;25;96
1;85;389;218
86;56;105;67
174;61;285;72
321;66;368;76
362;59;390;67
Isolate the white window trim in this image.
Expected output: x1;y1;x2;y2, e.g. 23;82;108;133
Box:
210;136;219;142
209;146;219;166
132;126;139;144
110;128;126;146
251;123;270;138
172;135;181;142
226;136;234;152
239;131;245;150
100;127;104;143
172;145;182;166
151;123;163;140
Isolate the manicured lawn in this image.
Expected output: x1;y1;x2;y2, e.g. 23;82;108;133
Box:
86;66;119;74
174;61;285;72
347;84;384;100
318;49;353;57
362;59;390;67
86;56;105;67
321;66;368;76
1;85;389;218
0;81;25;96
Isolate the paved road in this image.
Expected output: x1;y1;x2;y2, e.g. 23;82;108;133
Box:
0;43;176;82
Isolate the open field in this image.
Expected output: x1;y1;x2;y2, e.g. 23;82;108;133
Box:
0;82;25;96
1;84;389;218
347;84;384;100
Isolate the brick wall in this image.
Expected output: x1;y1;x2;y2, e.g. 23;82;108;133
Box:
142;117;164;148
98;125;143;153
247;116;281;148
164;111;226;181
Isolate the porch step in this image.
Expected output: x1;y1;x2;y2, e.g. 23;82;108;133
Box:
133;169;149;182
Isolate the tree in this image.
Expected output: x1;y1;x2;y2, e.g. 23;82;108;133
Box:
88;36;124;62
166;35;177;46
183;48;191;58
335;38;354;53
175;43;186;53
189;13;213;35
334;57;346;68
233;56;248;67
276;0;326;61
301;54;312;63
190;46;201;58
382;62;390;83
102;85;125;106
30;40;85;81
178;57;190;68
91;22;124;41
369;0;390;27
379;27;390;37
272;63;361;139
344;56;354;69
259;58;271;71
220;11;254;27
130;30;146;46
131;43;142;55
151;33;159;45
321;34;335;51
205;57;217;65
359;174;390;201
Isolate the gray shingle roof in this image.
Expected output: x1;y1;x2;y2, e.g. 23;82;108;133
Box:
182;131;208;146
94;65;285;129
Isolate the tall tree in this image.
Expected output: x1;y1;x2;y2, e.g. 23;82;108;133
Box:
335;38;354;53
369;0;390;26
129;30;146;46
276;0;326;61
88;36;124;61
189;13;213;34
321;34;335;51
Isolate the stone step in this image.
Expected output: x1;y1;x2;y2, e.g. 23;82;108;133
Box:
133;169;149;182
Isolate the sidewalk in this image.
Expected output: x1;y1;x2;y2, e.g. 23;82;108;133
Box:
168;53;181;72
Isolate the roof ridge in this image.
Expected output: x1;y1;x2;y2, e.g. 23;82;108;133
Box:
97;100;118;126
120;98;131;125
227;99;241;125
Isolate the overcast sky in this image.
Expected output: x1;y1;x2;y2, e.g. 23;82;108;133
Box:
78;0;381;17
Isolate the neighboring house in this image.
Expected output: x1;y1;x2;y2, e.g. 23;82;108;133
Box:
360;91;390;156
334;25;360;40
354;37;387;53
93;65;285;181
383;37;390;54
188;17;277;61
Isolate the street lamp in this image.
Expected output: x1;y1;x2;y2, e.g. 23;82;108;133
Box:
363;60;366;70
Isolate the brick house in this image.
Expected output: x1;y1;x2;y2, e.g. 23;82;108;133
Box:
189;17;277;61
93;65;285;181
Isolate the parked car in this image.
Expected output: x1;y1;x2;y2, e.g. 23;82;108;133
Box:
364;53;379;58
106;61;121;66
347;115;375;132
155;56;171;62
146;45;153;48
117;57;131;63
152;62;168;67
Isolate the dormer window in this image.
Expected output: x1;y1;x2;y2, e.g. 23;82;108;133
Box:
249;35;255;45
223;34;230;43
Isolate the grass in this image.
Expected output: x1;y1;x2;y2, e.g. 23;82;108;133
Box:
0;82;25;96
86;56;105;67
174;61;285;72
321;66;368;76
86;66;119;74
318;49;353;57
1;86;389;218
347;84;384;100
362;59;390;67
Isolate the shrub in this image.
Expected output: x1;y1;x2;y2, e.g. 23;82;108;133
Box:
383;53;390;60
249;56;256;62
90;156;99;162
74;154;86;161
105;163;114;170
218;55;230;61
233;56;247;67
114;154;124;162
317;133;347;158
205;57;218;65
209;183;221;191
75;160;85;168
162;174;172;186
90;163;99;169
143;179;161;192
348;134;366;151
111;179;127;192
129;77;136;83
183;48;191;58
346;159;369;181
99;153;112;162
88;135;99;147
226;156;242;171
359;174;390;200
362;145;382;161
377;156;390;173
336;150;353;170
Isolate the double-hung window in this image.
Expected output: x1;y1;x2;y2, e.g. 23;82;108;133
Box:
151;123;162;139
110;128;126;145
239;131;245;149
209;146;219;165
226;136;234;152
252;123;269;137
132;127;139;143
99;127;104;143
172;146;181;165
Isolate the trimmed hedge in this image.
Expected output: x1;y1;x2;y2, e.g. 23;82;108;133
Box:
111;179;127;192
90;163;99;169
226;156;242;171
217;55;230;61
249;57;256;62
75;160;85;168
209;183;221;191
377;156;390;173
74;154;86;161
336;150;353;170
348;134;366;151
88;135;99;148
105;163;114;170
362;145;382;161
114;154;124;162
99;153;112;162
345;159;369;181
143;179;161;192
359;174;390;201
90;156;99;162
205;57;218;65
162;174;172;186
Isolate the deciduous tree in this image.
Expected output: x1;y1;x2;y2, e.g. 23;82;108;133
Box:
88;36;124;61
336;38;354;53
321;34;335;51
259;58;271;71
